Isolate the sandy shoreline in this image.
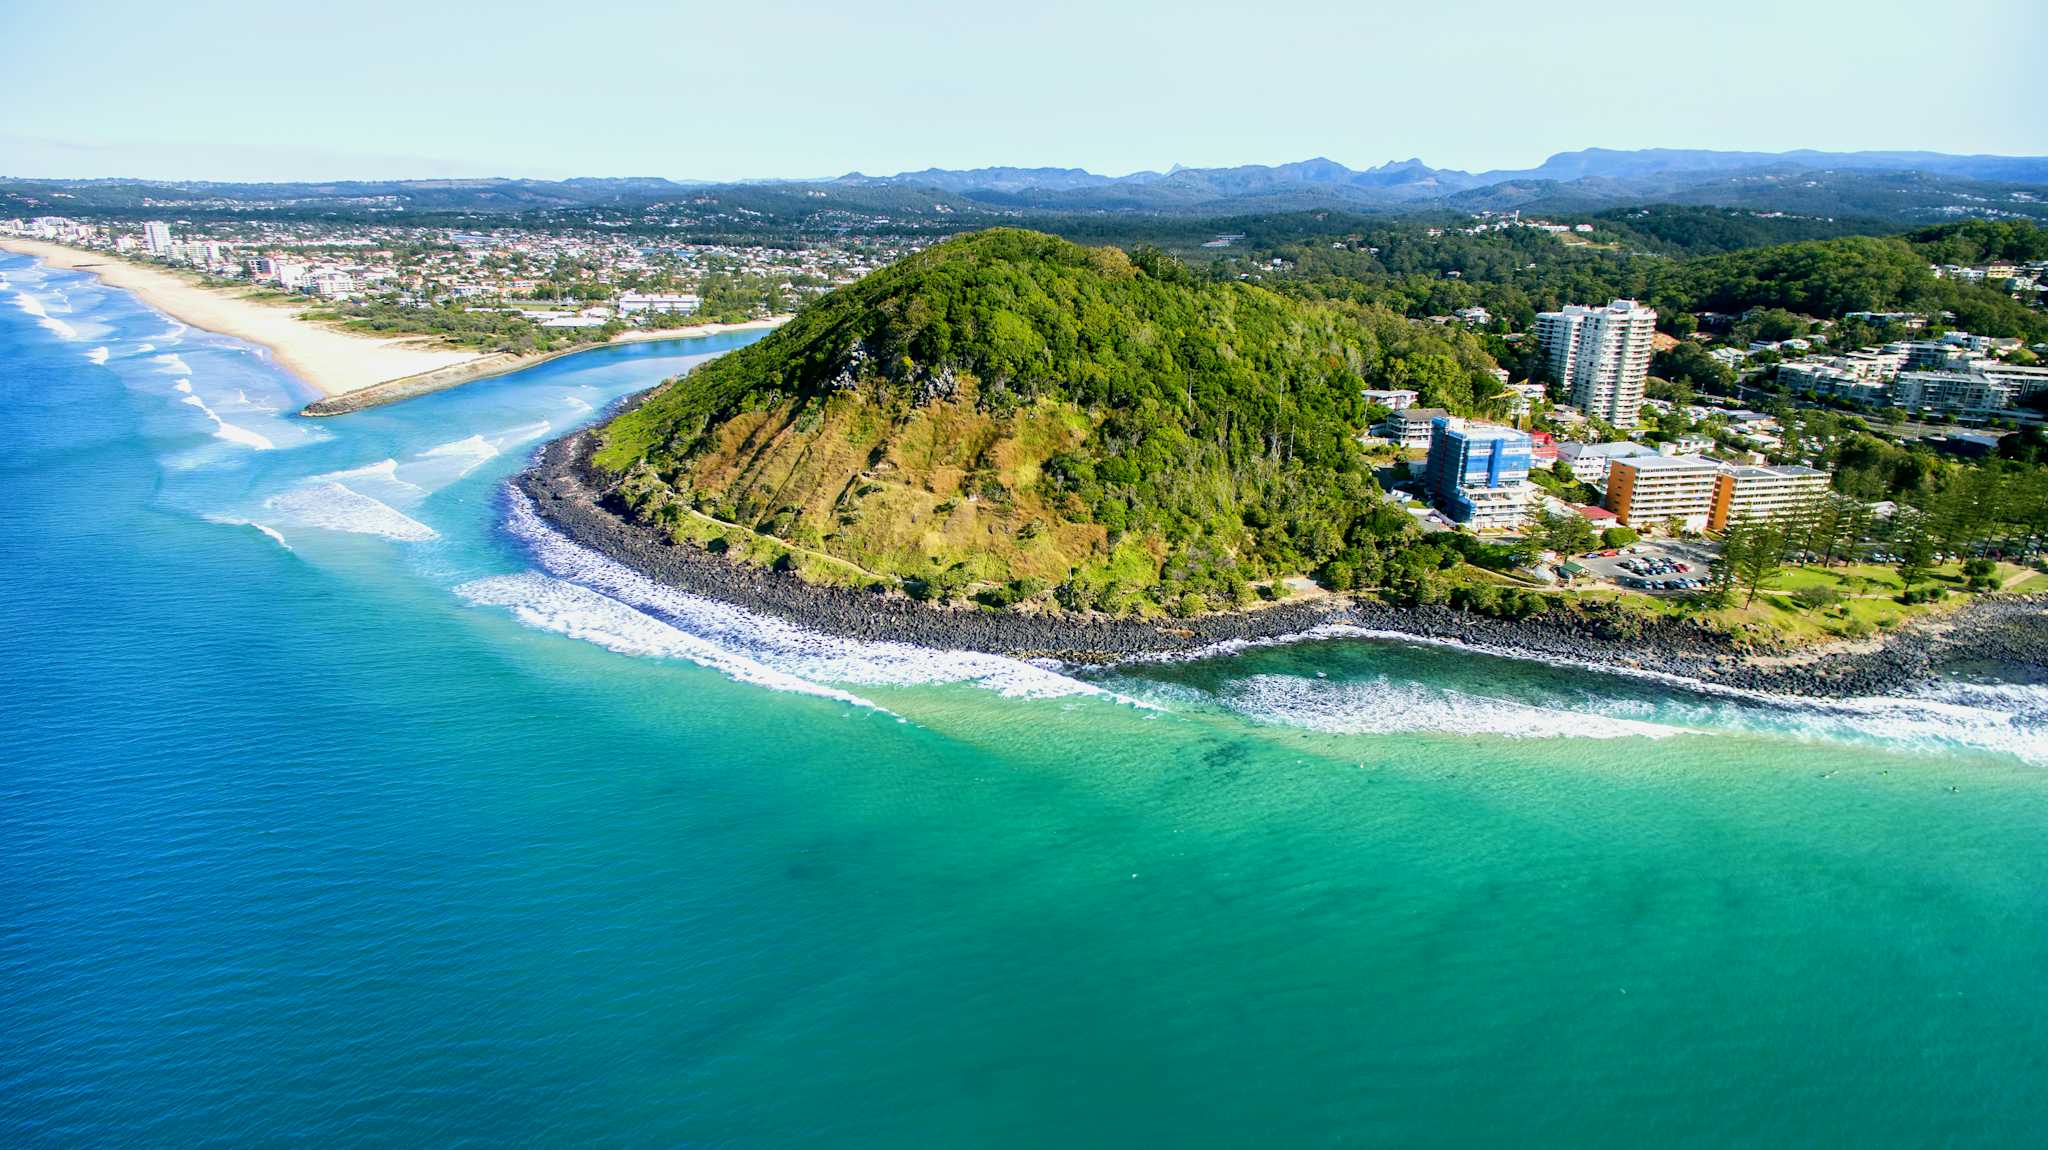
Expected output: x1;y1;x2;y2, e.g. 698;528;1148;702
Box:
1;237;789;412
0;237;483;398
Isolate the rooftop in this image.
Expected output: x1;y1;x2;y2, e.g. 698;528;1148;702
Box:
1614;453;1719;472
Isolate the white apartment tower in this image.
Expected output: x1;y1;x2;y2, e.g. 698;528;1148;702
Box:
141;221;173;255
1534;299;1658;426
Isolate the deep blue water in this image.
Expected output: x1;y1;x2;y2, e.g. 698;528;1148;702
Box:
5;253;2048;1146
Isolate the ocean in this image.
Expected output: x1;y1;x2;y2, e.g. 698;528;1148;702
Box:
4;250;2047;1146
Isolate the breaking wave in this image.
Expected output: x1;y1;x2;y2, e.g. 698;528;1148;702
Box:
1212;673;1691;741
484;489;1150;704
10;289;79;339
1109;626;2048;763
265;482;437;541
311;458;425;492
202;515;292;551
178;392;276;450
85;346;109;365
456;574;888;713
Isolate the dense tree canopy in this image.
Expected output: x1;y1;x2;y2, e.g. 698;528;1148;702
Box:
598;229;1514;611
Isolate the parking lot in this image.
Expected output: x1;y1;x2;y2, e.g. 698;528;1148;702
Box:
1571;539;1719;593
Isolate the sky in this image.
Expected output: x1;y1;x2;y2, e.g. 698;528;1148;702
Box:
3;0;2043;182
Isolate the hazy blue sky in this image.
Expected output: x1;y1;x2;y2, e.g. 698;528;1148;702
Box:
4;0;2042;180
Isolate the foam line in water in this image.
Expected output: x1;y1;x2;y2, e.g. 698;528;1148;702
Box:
202;515;292;550
266;482;437;541
1215;673;1691;740
85;346;109;365
498;489;1155;705
312;458;424;491
456;573;889;713
1113;624;2048;763
10;289;79;339
178;392;276;450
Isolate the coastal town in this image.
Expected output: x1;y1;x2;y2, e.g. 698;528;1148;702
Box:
1;213;925;332
1363;287;2046;613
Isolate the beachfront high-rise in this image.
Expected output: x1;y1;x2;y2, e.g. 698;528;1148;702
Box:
1424;416;1532;529
141;221;173;256
1534;299;1658;427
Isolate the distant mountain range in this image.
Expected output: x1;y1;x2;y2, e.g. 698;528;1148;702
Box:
5;149;2046;224
832;149;2048;215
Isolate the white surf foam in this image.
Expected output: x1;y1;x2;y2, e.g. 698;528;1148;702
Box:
203;514;292;550
562;394;594;413
493;489;1148;704
10;289;79;339
85;346;109;365
1643;680;2048;767
456;574;887;712
310;458;425;492
1114;623;2048;763
418;433;499;478
152;353;192;376
1215;672;1690;741
231;389;278;414
178;392;276;450
265;482;437;541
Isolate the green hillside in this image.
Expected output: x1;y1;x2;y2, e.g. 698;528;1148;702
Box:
593;228;1508;614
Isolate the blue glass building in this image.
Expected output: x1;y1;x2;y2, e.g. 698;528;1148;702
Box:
1424;417;1533;528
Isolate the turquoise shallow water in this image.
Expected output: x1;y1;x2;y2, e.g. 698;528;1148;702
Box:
4;252;2047;1146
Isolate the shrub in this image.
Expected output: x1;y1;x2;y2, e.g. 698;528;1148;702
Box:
1792;584;1842;611
1601;526;1640;548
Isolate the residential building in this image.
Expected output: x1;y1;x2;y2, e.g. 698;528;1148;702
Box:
1777;360;1891;404
1371;407;1451;450
1557;440;1657;486
1533;298;1658;426
1982;363;2048;406
305;269;358;298
1708;465;1831;531
1604;454;1721;532
1891;370;2009;415
1526;429;1560;469
617;291;701;316
1424;417;1533;529
141;221;173;255
1362;388;1419;412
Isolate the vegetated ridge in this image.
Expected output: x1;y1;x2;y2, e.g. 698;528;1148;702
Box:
591;228;1507;615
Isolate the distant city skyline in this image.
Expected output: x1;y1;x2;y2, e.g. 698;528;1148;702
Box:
4;0;2043;182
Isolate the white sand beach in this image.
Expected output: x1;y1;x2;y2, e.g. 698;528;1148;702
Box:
1;237;485;398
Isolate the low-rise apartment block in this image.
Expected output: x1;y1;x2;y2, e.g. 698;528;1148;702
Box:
1708;465;1830;531
1604;454;1722;532
1372;407;1451;449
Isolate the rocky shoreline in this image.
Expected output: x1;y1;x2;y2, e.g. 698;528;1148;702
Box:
518;426;2048;700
